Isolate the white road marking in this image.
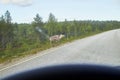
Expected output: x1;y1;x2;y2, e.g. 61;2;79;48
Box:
0;47;59;72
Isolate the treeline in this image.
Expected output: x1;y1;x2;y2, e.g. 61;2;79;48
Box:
0;10;120;63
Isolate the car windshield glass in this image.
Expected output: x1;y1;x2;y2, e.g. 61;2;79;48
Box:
0;0;120;79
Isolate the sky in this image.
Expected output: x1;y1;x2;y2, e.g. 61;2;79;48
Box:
0;0;120;23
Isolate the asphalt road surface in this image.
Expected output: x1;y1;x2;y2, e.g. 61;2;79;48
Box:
1;29;120;79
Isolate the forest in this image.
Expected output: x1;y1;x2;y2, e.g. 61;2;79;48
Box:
0;10;120;63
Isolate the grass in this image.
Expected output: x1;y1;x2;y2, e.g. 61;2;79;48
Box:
0;31;103;64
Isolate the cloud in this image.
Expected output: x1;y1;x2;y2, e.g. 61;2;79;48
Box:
0;0;33;7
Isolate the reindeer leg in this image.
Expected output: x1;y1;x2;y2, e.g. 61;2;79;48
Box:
50;41;52;47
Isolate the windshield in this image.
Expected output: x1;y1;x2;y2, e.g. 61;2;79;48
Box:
0;0;120;79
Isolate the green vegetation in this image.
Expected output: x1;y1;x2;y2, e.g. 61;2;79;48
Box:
0;11;120;63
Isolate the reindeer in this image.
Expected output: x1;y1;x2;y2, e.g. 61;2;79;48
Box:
49;34;65;47
35;27;65;46
49;34;65;42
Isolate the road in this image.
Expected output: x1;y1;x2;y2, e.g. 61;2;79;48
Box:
1;29;120;79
